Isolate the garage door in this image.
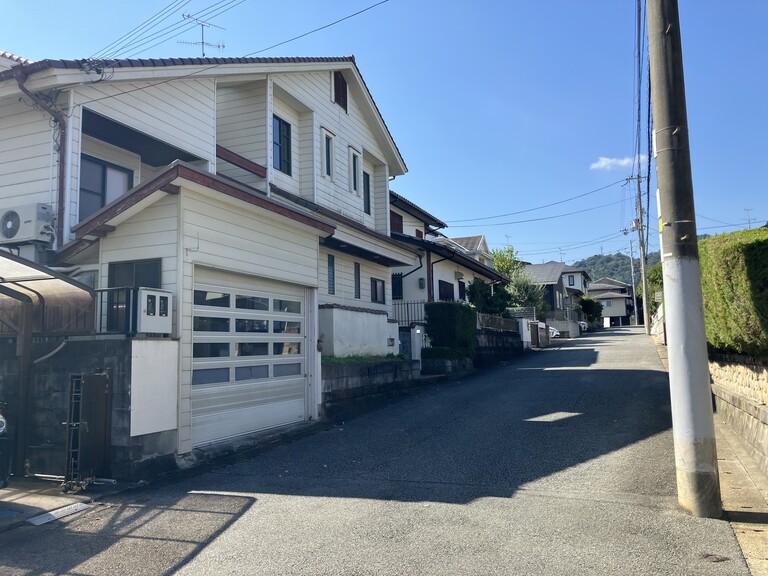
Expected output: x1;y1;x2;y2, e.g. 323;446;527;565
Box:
191;269;307;447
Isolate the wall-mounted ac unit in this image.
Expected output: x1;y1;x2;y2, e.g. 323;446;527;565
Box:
0;204;54;244
136;288;173;335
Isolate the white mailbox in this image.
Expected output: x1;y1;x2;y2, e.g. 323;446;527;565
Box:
136;288;173;334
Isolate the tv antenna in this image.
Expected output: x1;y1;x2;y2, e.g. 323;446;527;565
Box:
178;14;225;57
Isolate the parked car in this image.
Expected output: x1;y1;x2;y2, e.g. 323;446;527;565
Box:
549;326;561;338
578;321;589;332
0;402;10;488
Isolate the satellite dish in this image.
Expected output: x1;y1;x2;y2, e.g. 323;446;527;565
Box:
1;210;20;239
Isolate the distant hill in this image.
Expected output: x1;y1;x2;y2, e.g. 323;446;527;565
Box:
573;251;660;287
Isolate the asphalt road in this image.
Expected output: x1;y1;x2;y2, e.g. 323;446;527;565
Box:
0;327;748;575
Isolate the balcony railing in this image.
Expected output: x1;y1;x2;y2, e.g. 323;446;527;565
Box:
391;299;426;327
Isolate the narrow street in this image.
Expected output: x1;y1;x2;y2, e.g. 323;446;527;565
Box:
0;327;748;575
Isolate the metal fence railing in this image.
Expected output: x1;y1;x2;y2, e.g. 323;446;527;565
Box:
391;300;426;327
476;312;519;332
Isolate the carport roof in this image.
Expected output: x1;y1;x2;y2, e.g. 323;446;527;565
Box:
0;250;93;334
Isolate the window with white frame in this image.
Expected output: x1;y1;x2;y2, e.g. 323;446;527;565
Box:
568;275;575;287
349;148;360;194
322;129;335;180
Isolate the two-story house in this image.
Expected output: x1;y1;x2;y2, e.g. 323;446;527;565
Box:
587;277;635;327
0;53;417;466
523;261;590;336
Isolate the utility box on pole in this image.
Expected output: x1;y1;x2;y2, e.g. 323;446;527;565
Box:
647;0;721;517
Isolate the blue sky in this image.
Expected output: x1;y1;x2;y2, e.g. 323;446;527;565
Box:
2;1;765;263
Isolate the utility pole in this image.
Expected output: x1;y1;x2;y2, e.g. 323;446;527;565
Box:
623;231;639;326
630;177;651;334
648;0;722;517
744;208;754;229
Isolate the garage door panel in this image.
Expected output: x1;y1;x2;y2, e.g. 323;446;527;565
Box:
192;269;308;447
191;399;305;447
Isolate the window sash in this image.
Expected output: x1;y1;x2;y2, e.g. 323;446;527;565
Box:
363;171;371;215
328;254;336;295
273;115;292;175
354;262;361;299
371;278;385;304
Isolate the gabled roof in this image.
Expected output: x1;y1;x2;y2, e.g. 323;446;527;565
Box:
450;236;487;253
524;261;567;285
590;291;631;300
389;191;446;228
591;277;630;288
0;55;406;176
0;51;32;70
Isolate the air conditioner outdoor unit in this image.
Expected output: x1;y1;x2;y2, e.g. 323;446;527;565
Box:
0;204;54;244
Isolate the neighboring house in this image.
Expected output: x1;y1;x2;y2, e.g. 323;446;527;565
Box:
0;54;417;463
388;191;505;306
588;277;635;327
523;261;589;321
447;236;494;268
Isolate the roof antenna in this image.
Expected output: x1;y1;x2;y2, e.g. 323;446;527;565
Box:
178;14;225;57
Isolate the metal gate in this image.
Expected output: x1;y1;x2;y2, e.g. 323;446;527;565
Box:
63;371;111;491
398;327;412;359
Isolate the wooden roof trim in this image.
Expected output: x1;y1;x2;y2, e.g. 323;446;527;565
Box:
216;145;267;178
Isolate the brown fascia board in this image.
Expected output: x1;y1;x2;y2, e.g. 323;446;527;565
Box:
389;190;447;229
70;162;335;241
270;183;418;257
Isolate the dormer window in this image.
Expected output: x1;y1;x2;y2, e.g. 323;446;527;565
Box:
333;71;348;111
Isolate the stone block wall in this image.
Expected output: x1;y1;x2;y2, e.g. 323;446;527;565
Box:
710;354;768;479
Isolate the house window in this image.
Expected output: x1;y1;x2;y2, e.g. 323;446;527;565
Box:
602;300;612;307
371;278;385;304
392;273;403;300
107;259;161;332
350;149;360;193
79;155;133;221
323;130;334;179
333;71;348;111
438;280;454;301
363;171;371;215
415;229;423;239
568;275;575;287
390;211;403;234
354;262;361;299
272;115;292;175
327;254;335;295
458;280;466;301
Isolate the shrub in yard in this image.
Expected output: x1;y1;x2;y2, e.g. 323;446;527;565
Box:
699;228;768;357
424;301;476;359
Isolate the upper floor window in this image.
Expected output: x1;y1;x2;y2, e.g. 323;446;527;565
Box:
273;115;292;176
354;262;361;299
390;211;403;234
363;171;371;215
349;149;360;194
415;229;424;239
392;273;403;301
322;130;335;179
333;71;348;111
438;280;454;302
79;154;133;221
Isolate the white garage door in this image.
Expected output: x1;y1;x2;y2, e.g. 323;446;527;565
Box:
191;269;307;447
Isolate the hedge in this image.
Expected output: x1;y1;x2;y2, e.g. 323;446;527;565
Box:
424;301;476;359
699;228;768;356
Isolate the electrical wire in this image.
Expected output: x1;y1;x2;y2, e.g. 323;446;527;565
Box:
76;0;391;108
447;198;628;228
443;179;626;224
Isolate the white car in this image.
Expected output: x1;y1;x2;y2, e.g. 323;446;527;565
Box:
578;321;589;332
549;326;560;338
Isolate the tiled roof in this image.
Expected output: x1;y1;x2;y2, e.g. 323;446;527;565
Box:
450;236;484;252
524;261;567;284
389;191;446;228
0;50;33;70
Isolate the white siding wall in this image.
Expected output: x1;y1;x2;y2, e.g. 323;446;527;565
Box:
319;246;391;312
271;93;302;195
81;135;142;186
0;98;56;210
391;206;423;237
216;80;268;187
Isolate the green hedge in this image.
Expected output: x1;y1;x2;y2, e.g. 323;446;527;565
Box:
424;301;476;359
700;228;768;356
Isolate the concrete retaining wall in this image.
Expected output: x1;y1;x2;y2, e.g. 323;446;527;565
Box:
710;353;768;480
321;359;421;418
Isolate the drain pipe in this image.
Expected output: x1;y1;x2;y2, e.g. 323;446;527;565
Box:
14;68;67;248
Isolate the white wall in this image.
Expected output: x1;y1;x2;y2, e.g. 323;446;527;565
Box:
131;339;179;436
319;306;399;356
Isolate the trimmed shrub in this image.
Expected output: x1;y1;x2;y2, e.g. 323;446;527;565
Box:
424;301;476;359
699;228;768;356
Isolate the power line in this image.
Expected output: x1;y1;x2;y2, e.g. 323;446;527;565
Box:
448;198;628;229
76;0;391;108
444;179;626;224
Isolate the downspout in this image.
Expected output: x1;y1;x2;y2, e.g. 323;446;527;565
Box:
14;68;67;248
400;253;423;279
429;256;449;302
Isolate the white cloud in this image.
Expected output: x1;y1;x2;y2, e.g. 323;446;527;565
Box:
590;155;648;171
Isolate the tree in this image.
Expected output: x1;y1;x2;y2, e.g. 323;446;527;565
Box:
466;278;512;315
579;297;603;323
490;246;524;278
506;268;546;315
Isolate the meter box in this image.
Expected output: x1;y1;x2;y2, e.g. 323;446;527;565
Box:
136;288;173;334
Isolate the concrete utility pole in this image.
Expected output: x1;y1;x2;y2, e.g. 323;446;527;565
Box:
647;0;722;517
624;233;639;326
631;177;652;334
